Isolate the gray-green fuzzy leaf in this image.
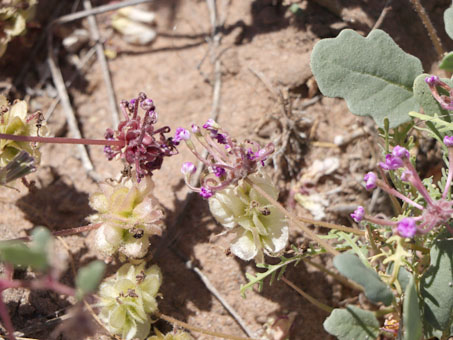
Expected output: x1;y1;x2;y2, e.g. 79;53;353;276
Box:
444;6;453;41
440;52;453;72
0;227;52;271
403;276;422;340
421;239;453;330
75;260;106;299
334;253;393;306
311;29;423;128
413;73;453;118
323;305;380;340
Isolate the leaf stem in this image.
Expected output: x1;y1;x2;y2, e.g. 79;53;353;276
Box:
0;133;123;147
156;312;258;340
245;178;340;255
281;276;333;313
0;292;16;340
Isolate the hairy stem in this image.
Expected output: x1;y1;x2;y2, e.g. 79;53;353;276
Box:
245;178;340;255
0;134;123;147
281;276;333;313
156;312;258;340
409;0;445;59
443;148;453;199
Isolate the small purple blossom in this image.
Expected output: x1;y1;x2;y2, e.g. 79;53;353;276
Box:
203;119;218;130
392;146;409;159
191;124;200;134
181;162;196;175
397;218;417;238
200;186;213;199
444;136;453;147
364;172;377;190
140;98;154;111
425;75;440;86
213;132;227;144
213;166;226;177
379;154;404;171
173;128;190;144
350;206;365;223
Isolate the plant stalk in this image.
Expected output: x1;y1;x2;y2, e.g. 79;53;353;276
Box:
0;133;123;147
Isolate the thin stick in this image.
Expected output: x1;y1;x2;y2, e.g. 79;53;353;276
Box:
409;0;445;59
371;0;392;31
189;262;255;337
281;276;333;313
245;178;339;255
83;0;120;127
52;0;153;25
47;36;99;182
156;312;258;340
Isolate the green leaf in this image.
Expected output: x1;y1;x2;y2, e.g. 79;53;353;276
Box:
334;253;393;306
440;52;453;72
323;305;380;340
421;239;453;330
75;260;106;300
0;227;51;271
444;6;453;41
403;276;422;340
311;29;423;128
413;73;453;119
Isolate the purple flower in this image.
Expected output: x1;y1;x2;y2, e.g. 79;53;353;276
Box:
246;148;255;160
140;98;154;111
425;75;440;86
173;128;190;144
200;186;213;199
379;154;404;170
397;218;417;238
191;124;200;134
401;170;413;182
213;132;227;144
392;146;409;159
364;172;377;190
350;206;365;223
181;162;196;175
444;136;453;147
203;119;218;130
213;166;226;177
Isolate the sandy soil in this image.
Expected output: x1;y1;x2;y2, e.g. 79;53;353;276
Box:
0;0;452;339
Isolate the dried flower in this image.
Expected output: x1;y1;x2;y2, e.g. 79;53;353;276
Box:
98;262;162;340
0;95;47;167
0;0;37;57
179;119;274;198
88;175;164;258
104;93;177;181
208;173;288;263
147;329;194;340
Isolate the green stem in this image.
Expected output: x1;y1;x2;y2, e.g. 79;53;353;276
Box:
0;133;124;147
281;276;333;313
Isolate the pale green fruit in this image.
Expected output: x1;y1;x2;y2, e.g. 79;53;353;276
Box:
0;95;48;167
89;176;164;258
98;262;162;340
208;173;288;263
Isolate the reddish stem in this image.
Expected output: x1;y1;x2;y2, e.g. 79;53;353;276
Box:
0;133;123;147
1;223;102;243
0;292;16;340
